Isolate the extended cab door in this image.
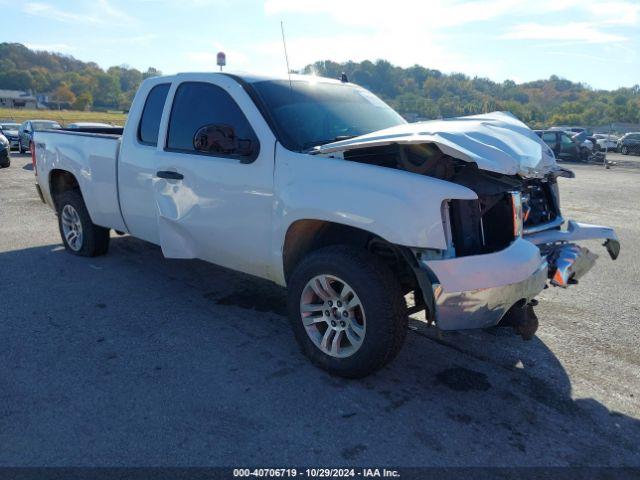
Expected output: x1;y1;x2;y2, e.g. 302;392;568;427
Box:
118;81;172;244
152;75;277;279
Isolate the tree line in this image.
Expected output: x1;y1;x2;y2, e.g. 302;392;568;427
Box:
303;60;640;128
1;43;639;127
0;43;160;111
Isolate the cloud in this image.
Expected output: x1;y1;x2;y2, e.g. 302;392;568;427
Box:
586;1;640;25
23;0;133;26
261;0;524;75
265;0;528;29
23;2;100;23
500;22;629;43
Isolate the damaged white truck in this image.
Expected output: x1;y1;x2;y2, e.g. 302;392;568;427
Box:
32;73;620;378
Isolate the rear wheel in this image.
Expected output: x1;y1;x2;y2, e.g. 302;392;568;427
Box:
287;245;407;378
56;190;110;257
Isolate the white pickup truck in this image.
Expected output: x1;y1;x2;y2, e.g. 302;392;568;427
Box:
33;72;620;378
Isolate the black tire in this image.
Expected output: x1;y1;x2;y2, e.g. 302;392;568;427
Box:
56;190;110;257
287;245;407;378
621;145;629;155
18;142;24;154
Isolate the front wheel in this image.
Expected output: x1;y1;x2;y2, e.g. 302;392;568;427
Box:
621;145;629;155
18;142;24;154
287;245;407;378
56;190;110;257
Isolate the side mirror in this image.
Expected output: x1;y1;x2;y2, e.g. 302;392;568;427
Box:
24;129;31;134
193;124;256;160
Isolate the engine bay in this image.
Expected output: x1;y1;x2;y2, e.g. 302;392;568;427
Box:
340;142;562;256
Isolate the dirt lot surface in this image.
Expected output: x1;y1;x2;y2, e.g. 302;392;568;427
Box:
1;152;638;467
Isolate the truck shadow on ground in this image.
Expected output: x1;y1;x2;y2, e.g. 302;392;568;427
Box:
1;235;639;466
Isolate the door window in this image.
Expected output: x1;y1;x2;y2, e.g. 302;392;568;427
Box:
560;133;574;145
166;82;259;161
541;132;557;147
560;133;576;155
138;83;170;145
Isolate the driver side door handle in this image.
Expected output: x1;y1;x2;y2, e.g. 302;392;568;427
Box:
156;170;184;180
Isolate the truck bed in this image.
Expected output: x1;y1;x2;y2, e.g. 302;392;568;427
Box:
34;129;127;233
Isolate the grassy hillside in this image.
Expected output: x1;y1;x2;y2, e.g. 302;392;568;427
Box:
0;108;127;126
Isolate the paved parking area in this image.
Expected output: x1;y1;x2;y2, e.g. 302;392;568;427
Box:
1;152;639;467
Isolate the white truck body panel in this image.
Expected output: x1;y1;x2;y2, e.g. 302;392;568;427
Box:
117;76;174;244
35;131;126;232
271;144;477;284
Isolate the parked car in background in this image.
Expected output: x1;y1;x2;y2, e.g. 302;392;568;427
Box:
0;133;10;168
549;126;592;136
0;122;20;150
535;129;585;161
593;133;619;151
617;132;640;155
18;120;61;153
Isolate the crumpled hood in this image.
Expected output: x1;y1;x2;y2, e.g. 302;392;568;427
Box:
317;111;557;178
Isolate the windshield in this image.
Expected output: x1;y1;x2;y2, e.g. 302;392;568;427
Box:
31;121;61;130
251;80;406;152
0;123;19;130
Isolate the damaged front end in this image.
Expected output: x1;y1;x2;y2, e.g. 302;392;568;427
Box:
317;112;620;335
424;167;619;334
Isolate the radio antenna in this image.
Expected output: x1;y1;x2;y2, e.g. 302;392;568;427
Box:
280;21;293;90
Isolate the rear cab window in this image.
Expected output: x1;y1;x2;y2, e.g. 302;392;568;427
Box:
138;83;170;145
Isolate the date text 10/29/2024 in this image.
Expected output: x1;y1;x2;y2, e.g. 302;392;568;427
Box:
233;468;400;478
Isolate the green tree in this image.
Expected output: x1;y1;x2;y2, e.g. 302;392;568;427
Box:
73;92;93;111
93;73;122;109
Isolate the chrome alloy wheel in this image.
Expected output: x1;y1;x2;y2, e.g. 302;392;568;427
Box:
300;274;366;358
61;204;83;251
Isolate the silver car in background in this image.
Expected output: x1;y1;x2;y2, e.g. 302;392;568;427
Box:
0;122;20;150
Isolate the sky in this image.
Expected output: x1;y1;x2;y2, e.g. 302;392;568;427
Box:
1;0;639;90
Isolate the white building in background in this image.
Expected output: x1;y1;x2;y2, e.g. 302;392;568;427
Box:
0;90;38;109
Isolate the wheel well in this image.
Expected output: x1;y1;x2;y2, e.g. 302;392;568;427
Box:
49;169;80;206
282;220;419;294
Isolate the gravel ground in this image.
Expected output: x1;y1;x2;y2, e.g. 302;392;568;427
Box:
0;152;639;467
